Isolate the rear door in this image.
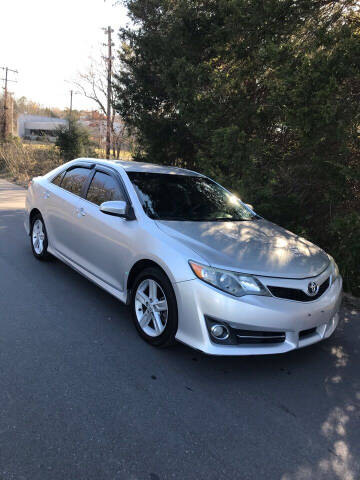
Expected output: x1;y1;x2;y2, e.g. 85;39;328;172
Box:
73;166;136;293
45;165;92;264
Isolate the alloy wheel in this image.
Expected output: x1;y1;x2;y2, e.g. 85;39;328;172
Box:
135;278;168;337
32;219;45;255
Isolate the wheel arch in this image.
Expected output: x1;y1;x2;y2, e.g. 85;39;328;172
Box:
126;259;176;304
29;208;42;232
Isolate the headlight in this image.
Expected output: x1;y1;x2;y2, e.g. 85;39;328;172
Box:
329;256;340;280
189;261;270;297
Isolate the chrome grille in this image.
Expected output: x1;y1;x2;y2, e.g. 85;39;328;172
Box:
267;277;330;302
234;329;285;344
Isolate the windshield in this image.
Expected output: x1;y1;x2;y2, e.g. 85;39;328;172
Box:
128;172;257;221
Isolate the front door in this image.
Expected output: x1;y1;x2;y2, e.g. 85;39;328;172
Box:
72;168;135;293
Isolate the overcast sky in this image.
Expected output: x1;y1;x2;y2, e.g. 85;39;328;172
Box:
1;0;129;110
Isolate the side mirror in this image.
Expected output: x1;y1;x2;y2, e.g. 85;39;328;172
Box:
100;200;130;218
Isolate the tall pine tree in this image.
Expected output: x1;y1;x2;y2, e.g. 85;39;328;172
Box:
114;0;360;294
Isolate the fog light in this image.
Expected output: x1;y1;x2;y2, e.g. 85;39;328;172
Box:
210;324;230;340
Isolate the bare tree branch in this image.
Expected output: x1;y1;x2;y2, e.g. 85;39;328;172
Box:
72;49;130;158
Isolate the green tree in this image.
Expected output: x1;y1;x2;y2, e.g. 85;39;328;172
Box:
114;0;360;294
56;118;96;162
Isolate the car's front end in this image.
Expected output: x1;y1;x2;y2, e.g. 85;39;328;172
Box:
174;257;342;355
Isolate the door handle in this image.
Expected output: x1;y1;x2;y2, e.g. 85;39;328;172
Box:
76;207;86;217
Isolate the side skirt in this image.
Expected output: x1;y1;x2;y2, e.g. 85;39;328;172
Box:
48;246;129;305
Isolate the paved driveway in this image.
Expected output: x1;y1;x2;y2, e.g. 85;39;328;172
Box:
0;178;359;480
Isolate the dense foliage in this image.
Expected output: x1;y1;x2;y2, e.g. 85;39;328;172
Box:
0;137;62;184
114;0;360;295
55;118;96;162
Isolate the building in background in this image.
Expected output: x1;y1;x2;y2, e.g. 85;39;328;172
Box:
79;112;132;157
17;114;68;141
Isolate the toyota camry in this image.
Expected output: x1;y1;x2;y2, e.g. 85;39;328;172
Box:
25;158;342;355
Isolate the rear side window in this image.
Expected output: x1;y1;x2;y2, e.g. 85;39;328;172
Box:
51;172;64;186
86;171;124;206
61;167;90;196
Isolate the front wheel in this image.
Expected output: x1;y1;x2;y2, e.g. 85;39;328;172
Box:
131;267;178;347
30;213;50;260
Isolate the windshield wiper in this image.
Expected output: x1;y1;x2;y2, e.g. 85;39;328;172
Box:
211;217;255;222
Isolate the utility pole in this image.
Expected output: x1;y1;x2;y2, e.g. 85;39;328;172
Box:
1;66;18;140
9;93;14;135
103;26;114;158
69;90;73;115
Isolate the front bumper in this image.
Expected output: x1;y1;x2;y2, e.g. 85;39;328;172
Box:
174;272;342;356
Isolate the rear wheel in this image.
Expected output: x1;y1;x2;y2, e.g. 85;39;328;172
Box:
30;213;50;260
131;267;178;347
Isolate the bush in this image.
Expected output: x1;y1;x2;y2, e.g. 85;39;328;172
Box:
0;139;62;183
56;118;96;162
328;213;360;295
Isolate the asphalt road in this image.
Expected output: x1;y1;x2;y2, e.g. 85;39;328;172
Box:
0;178;359;480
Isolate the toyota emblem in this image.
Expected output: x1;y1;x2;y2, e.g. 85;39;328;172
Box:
307;281;319;296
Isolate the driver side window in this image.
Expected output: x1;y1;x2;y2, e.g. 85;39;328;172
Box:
86;171;125;206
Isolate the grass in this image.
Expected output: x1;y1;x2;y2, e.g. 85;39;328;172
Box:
23;142;133;160
95;148;132;160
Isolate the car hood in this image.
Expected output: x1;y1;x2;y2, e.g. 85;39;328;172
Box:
155;219;329;279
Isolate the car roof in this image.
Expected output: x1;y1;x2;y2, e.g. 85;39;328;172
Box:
76;158;204;177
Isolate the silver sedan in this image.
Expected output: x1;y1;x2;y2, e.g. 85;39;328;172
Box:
25;158;342;355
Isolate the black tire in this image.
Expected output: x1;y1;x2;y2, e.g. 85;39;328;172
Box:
131;267;178;347
30;213;50;261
